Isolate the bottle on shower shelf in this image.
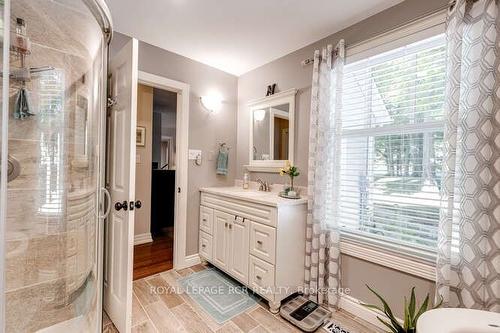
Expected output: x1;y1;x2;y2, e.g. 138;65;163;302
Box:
11;18;31;56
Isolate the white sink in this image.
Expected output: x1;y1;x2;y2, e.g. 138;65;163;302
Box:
417;308;500;333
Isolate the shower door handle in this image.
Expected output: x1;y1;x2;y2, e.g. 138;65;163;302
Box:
99;187;112;219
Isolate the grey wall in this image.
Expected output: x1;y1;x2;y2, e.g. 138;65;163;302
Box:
236;0;447;316
111;32;238;256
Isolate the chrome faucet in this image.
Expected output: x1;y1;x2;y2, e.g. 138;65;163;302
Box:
256;179;270;192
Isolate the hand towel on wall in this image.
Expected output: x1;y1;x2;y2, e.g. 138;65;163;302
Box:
216;147;229;175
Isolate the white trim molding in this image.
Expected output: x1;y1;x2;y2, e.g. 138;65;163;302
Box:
134;233;153;245
176;254;201;270
138;71;191;270
244;165;282;173
339;294;401;331
340;240;436;281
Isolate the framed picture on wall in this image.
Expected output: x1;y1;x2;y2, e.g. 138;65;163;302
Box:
136;126;146;146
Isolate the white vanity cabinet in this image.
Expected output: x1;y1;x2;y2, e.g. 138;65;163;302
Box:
198;187;307;313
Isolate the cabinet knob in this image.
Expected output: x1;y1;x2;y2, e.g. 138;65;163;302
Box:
256;275;262;280
202;244;206;248
202;218;207;222
229;224;232;229
257;240;263;245
225;222;228;228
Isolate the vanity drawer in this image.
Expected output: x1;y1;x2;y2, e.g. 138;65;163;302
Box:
250;222;276;264
200;206;214;235
249;255;275;300
201;192;276;227
199;231;213;260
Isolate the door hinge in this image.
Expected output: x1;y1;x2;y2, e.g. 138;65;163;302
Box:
107;97;117;108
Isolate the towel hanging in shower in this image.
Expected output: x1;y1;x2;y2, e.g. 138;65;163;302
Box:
14;87;34;119
216;146;229;176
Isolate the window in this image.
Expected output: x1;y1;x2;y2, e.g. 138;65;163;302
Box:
338;34;446;260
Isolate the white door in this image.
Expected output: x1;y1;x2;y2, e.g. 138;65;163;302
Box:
103;38;139;333
213;210;231;270
229;218;249;284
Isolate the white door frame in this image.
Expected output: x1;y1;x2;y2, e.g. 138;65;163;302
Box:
137;71;191;269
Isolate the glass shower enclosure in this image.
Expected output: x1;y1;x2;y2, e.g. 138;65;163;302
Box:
0;0;112;331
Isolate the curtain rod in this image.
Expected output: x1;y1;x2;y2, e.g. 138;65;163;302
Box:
300;4;450;67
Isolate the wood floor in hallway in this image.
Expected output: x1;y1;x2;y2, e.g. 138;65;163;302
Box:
133;228;174;280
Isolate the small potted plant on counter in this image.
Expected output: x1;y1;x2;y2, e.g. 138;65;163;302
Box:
279;161;300;199
362;285;443;333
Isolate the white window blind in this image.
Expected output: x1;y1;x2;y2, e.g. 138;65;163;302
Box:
338;34;446;260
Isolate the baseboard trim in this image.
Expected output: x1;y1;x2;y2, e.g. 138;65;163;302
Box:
339;294;396;330
134;233;153;246
184;254;201;267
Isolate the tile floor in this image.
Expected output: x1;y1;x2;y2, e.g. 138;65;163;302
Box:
103;264;382;333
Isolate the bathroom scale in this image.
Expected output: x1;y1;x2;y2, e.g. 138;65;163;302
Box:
279;295;332;332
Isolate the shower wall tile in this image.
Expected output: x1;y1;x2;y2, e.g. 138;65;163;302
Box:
5;270;95;332
11;0;100;59
6;188;97;240
7;138;96;191
5;219;95;291
8;139;71;191
6;189;66;240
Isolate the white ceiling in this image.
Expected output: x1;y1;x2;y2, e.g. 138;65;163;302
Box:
105;0;403;76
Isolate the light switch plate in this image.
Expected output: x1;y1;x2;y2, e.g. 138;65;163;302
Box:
189;149;202;160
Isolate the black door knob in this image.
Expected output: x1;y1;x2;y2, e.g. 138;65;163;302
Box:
114;201;128;211
135;200;142;209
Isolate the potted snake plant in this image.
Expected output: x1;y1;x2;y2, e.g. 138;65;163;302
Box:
362;285;443;333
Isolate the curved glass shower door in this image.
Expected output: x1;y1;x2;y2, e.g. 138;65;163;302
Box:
1;0;111;331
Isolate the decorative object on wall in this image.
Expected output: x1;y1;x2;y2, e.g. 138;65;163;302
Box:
266;83;277;96
304;40;344;308
362;285;442;332
136;126;146;146
437;0;500;311
279;160;300;198
200;92;222;112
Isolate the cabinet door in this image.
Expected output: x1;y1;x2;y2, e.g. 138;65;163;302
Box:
228;217;250;284
213;210;231;270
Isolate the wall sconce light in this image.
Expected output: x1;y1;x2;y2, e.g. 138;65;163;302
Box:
254;109;266;121
200;93;222;113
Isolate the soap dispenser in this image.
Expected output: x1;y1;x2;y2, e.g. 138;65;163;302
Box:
243;173;250;189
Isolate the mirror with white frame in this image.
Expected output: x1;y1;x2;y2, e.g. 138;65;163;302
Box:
246;88;296;172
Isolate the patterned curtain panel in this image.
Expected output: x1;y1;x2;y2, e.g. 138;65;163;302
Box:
304;40;344;308
437;0;500;311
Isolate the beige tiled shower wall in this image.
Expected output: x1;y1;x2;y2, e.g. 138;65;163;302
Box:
4;0;103;331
